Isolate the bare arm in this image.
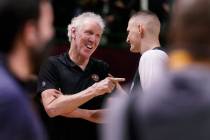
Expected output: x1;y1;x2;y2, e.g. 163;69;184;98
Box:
62;108;108;124
41;77;125;118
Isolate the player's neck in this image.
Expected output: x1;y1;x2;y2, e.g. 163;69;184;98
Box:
148;37;160;49
142;38;160;53
7;42;32;81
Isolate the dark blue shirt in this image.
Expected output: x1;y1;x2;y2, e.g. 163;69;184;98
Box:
0;62;46;140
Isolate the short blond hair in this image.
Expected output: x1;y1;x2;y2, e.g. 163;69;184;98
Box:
130;11;161;37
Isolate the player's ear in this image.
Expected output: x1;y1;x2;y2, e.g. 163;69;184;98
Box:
71;27;76;40
22;20;38;48
138;24;144;38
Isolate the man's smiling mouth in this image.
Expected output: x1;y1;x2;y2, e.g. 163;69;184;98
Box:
86;44;93;49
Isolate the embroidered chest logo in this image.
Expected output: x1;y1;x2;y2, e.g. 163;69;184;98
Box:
91;74;99;82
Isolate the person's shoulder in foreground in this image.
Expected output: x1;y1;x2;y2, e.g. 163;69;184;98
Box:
104;66;210;140
132;66;210;140
0;64;46;140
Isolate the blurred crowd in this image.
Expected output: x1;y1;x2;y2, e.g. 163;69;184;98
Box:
52;0;170;47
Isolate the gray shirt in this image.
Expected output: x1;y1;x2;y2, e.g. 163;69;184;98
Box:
104;65;210;140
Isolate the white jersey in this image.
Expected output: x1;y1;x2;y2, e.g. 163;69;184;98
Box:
139;49;168;91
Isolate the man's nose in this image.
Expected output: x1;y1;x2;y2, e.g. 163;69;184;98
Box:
126;37;130;44
89;35;98;43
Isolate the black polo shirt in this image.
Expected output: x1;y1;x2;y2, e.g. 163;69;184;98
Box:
37;52;109;140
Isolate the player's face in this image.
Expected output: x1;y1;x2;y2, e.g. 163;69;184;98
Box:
75;19;102;59
29;2;54;52
126;19;141;53
28;2;54;73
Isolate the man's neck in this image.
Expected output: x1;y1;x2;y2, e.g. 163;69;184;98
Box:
7;44;32;81
68;45;89;70
141;38;160;54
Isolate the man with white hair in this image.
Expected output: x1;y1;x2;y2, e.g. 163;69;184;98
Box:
37;12;124;140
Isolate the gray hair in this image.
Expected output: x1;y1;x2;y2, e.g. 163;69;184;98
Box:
67;12;105;42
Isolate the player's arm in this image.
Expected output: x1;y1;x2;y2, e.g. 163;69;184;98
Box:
41;77;125;118
61;108;108;124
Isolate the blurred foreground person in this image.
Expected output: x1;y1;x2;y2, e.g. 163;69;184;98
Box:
127;11;168;94
0;0;54;139
37;12;124;140
103;0;210;140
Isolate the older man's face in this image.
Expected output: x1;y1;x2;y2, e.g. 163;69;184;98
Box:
75;19;103;59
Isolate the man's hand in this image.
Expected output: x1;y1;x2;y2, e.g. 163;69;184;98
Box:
92;77;125;96
108;74;127;95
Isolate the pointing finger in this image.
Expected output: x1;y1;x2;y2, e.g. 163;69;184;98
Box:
110;77;126;82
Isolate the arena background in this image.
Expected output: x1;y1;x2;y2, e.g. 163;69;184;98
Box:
49;0;171;85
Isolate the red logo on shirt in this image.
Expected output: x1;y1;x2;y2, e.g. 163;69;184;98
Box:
91;74;99;82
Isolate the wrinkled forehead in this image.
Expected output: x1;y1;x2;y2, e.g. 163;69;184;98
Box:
80;18;102;31
39;1;53;20
77;18;102;35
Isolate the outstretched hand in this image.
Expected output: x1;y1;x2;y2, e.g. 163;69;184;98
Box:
108;74;127;94
92;75;125;96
